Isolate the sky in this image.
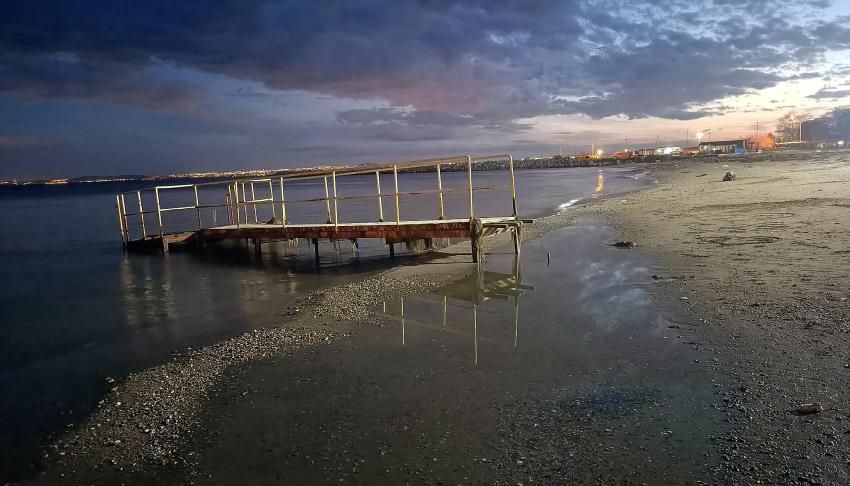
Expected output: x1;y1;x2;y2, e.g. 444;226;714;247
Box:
1;0;850;179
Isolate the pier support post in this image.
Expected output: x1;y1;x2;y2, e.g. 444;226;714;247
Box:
470;217;483;263
389;241;395;258
312;238;320;268
512;224;521;256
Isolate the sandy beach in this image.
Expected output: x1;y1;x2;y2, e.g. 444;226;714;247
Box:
589;152;850;484
32;152;850;485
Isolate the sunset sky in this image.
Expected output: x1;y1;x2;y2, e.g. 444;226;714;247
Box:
2;0;850;179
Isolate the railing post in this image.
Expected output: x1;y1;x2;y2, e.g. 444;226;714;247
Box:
115;195;126;248
240;182;248;224
279;177;287;226
193;185;202;230
375;170;384;222
466;155;474;218
393;164;400;225
119;194;129;242
436;163;445;220
250;182;258;223
268;180;277;222
136;190;146;239
154;187;167;253
323;176;332;223
331;171;338;229
233;182;241;229
508;154;518;219
226;186;234;225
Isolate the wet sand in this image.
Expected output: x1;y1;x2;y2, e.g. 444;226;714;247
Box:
31;152;850;485
585;151;850;484
171;223;723;485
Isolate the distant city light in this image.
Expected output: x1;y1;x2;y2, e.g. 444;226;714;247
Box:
596;149;604;156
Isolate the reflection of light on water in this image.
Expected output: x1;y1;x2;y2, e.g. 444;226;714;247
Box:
160;258;178;320
118;259;140;327
595;170;605;193
118;258;173;324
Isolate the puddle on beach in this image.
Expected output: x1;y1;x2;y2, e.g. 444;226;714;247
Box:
191;219;725;484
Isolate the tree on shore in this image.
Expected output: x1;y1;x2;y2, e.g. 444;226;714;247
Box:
810;106;850;141
775;111;812;142
777;107;850;143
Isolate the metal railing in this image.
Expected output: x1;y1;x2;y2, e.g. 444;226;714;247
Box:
114;154;517;249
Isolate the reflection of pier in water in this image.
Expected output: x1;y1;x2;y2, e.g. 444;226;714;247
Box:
380;253;533;363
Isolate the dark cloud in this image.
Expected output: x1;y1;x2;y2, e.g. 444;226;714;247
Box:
1;0;849;177
336;107;533;140
808;87;850;99
0;53;204;111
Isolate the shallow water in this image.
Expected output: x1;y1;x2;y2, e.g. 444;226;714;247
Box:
189;219;722;484
0;166;652;479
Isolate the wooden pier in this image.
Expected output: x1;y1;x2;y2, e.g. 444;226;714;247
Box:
114;154;527;264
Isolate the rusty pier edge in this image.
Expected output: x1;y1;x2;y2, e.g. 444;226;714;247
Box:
116;154;530;264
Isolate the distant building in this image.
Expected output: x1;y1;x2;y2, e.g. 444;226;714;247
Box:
655;146;681;155
699;139;747;154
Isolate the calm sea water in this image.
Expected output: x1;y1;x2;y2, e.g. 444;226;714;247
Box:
0;166;651;479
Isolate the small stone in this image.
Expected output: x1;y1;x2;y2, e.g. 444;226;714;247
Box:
795;403;824;415
610;241;635;248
